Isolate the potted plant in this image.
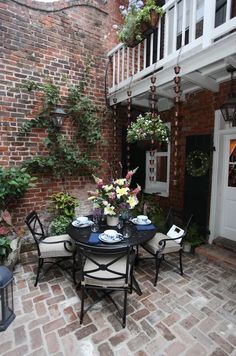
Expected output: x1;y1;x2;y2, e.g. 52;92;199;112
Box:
127;112;169;149
88;168;141;226
48;192;80;234
183;223;205;253
0;166;36;268
118;0;164;47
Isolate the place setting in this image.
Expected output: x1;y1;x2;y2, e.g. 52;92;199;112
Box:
72;216;94;228
131;214;156;231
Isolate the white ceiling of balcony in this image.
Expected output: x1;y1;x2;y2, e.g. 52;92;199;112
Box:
113;30;236;113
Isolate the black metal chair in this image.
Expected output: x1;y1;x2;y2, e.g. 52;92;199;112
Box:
25;210;76;287
77;243;134;328
141;209;193;286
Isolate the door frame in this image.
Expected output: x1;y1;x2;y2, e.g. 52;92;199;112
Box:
209;110;236;243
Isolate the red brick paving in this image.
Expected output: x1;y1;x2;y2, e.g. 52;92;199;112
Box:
1;250;236;355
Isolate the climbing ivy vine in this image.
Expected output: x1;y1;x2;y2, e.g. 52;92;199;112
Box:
19;73;103;178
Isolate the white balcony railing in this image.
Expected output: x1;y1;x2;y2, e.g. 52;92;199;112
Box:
108;0;236;98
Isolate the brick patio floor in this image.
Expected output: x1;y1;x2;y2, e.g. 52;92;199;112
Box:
1;251;236;356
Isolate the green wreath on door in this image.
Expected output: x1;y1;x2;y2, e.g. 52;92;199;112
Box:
186;150;210;177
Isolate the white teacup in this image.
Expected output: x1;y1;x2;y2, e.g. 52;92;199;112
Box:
104;229;118;238
137;215;148;224
76;216;89;224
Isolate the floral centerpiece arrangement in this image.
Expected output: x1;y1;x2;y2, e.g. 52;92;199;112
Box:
88;168;141;224
118;0;164;47
127;112;169;144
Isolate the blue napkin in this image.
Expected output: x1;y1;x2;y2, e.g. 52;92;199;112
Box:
88;233;100;244
136;224;156;231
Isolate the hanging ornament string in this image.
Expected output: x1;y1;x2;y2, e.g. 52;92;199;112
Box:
112;96;118;177
126;76;134;171
173;48;182;186
148;63;158;182
127;89;132;170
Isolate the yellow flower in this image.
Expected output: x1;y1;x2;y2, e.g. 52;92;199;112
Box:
104;205;116;215
88;196;96;201
115;178;126;186
127;195;138;208
116;187;129;198
103;184;113;192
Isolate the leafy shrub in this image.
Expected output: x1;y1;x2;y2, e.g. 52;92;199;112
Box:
49;192;79;219
51;215;72;235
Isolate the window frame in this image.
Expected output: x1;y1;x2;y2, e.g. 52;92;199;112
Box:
144;122;171;197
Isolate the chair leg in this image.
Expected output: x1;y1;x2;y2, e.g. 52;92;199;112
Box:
72;254;76;285
179;250;183;276
80;285;85;325
34;258;43;287
154;255;162;287
122;289;128;328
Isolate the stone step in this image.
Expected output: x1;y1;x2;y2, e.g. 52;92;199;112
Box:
195;244;236;271
213;236;236;253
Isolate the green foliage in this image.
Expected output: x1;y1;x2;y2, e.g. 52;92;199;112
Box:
185;223;205;247
67;86;102;146
0;236;12;263
0;167;37;209
22;132;99;177
19;76;102;177
127;112;169;143
49;192;79;218
137;0;164;24
118;1;163;47
51;215;72;235
118;6;143;46
25;80;60;108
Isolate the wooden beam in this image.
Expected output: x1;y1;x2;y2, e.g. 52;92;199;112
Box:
182;72;219;92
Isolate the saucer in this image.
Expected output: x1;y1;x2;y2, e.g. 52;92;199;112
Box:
72;220;93;228
131;218;152;225
98;233;123;244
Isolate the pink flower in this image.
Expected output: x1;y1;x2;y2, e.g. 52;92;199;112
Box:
131;184;141;195
1;210;12;226
0;226;10;235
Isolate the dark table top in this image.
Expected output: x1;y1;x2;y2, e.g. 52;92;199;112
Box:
67;220;157;252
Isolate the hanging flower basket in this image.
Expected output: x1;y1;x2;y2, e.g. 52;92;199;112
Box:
140;10;160;36
127;112;169;146
137;139;166;151
186;150;210;177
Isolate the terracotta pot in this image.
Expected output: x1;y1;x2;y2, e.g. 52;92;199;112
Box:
140;10;160;37
125;37;143;48
106;215;119;227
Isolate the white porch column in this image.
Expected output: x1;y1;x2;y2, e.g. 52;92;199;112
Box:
202;0;216;48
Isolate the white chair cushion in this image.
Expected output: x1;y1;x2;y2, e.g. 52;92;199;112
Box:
39;234;74;258
144;232;182;254
83;254;130;288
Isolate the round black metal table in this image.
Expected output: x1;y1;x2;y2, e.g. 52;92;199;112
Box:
67;221;157;251
67;220;157;295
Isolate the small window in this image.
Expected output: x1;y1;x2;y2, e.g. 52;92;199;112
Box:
144;123;171;196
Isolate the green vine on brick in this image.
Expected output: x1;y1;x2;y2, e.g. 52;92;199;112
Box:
19;74;103;177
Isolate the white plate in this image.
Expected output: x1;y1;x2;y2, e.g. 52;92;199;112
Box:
131;218;152;225
98;233;123;244
72;220;93;228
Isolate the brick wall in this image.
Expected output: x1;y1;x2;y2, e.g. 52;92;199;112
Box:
157;79;236;214
0;0;124;226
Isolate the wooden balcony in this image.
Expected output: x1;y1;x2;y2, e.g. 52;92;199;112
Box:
108;0;236;111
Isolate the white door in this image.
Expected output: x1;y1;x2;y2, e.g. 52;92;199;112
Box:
220;134;236;241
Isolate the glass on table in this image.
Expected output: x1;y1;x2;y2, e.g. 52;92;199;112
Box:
123;225;132;239
91;214;100;232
